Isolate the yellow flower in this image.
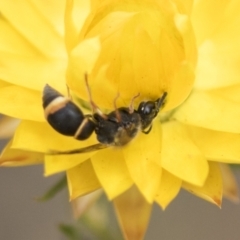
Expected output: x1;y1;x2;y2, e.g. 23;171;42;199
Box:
0;0;240;239
67;0;196;110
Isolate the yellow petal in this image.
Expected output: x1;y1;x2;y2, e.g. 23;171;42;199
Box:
161;121;209;186
123;123;162;203
11;120;99;175
209;84;240;103
12;120;98;152
183;162;222;207
0;52;67;93
0;80;10;88
66;37;101;93
0;116;19;138
193;0;240;89
65;0;93;51
174;12;197;65
173;0;193;15
175;90;240;133
0;0;65;57
0;140;43;166
64;0;78;51
91;148;133;200
155;170;182;210
0;15;37;55
83;3;195;110
126;18;194;110
87;11;136;109
191;0;229;45
44;152;97;176
186;125;240;163
165;61;195;110
72;190;102;218
192;0;240;47
67;160;101;200
220;164;239;203
114;186;152;240
31;0;65;36
0;85;44;121
195;40;240;89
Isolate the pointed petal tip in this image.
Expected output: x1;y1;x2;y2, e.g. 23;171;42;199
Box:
212;196;222;208
159;205;167;211
113;186;152;240
156;198;174;211
0;117;20;138
69;189;100;202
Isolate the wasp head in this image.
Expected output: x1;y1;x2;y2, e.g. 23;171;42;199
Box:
137;92;167;132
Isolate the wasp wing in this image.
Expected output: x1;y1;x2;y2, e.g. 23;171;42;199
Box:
47;143;108;155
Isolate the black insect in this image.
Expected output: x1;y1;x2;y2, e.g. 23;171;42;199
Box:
43;77;167;155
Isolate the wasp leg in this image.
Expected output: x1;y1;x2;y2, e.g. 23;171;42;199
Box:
113;92;121;122
142;125;152;134
47;143;108;155
84;73;107;119
66;84;72;100
129;93;140;114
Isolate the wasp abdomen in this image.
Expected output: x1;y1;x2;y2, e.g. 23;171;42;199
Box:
43;85;95;140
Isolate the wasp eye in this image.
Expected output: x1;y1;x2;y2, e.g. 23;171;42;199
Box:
137;101;158;131
138;101;156;116
143;102;155;114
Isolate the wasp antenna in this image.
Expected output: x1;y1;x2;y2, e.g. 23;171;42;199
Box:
156;92;167;110
129;93;140;114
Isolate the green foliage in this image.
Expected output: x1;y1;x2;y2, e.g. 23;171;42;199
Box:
37;175;67;201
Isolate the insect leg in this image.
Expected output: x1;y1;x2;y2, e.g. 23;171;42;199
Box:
113;92;121;122
129;93;140;114
65;84;73;101
84;73;107;119
142;125;152;134
47;143;108;155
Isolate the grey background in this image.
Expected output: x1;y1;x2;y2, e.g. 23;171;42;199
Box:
1;138;240;240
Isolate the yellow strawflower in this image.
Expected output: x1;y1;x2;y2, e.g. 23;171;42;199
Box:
0;0;239;239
